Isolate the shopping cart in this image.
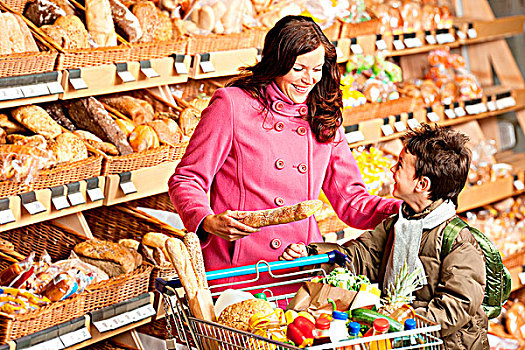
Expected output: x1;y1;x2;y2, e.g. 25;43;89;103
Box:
156;250;443;350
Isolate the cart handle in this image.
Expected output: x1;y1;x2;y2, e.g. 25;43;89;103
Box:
155;250;347;293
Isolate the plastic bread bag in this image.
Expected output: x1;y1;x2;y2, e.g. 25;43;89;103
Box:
63;251;110;284
0;252;35;287
400;0;421;32
256;0;303;28
303;0;350;30
0;144;55;184
20;251;52;291
184;0;246;35
40;271;83;302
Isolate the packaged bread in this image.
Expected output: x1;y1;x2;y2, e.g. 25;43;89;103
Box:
73;238;141;277
85;0;118;47
147;118;183;145
217;299;274;331
132;1;173;42
128;125;160;152
108;0;142;43
11;105;62;139
101;96;155;124
238;199;323;228
68;97;133;155
50;132;89;163
53;15;90;49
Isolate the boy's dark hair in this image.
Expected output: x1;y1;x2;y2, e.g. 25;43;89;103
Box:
401;124;471;206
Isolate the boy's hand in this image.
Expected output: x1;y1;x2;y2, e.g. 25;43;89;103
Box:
279;243;307;260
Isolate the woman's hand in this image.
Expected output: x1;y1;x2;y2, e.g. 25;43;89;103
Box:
279;243;307;260
202;210;260;241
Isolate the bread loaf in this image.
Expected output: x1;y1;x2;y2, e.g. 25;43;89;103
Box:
68;97;133;155
238;199;323;228
54;15;90;49
11;105;62;139
0;13;39;55
41;102;76;131
24;0;67;27
50;132;88;163
217;299;274;331
179;107;200;137
128;125;159;152
115;118;136;137
183;232;207;288
132;1;173;42
165;238;199;298
0;114;26;134
101;96;155;124
108;0;142;43
86;139;119;155
74;239;140;277
85;0;118;47
118;238;140;250
13;13;39;52
142;232;170;266
40;24;71;48
147;118;183;145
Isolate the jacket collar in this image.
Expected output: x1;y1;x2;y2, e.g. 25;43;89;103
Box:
401;199;445;220
266;81;309;117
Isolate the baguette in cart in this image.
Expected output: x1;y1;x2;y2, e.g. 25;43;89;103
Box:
156;250;443;350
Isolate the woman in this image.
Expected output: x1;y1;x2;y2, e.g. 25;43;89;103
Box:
169;15;401;290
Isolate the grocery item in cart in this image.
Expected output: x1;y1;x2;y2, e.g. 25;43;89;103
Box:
237;199;323;228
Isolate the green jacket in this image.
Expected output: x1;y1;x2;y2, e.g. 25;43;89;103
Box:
308;205;489;350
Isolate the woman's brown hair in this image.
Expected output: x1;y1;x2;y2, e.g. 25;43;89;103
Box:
227;15;342;143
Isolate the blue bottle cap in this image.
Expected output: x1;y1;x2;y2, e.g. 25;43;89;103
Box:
348;321;361;335
332;311;348;320
404;318;416;330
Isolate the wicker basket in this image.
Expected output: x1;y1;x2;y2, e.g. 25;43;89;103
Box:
340;15;381;38
0;181;29;199
503;249;525;270
343;97;423;125
129;36;189;62
167;142;189;162
187;28;263;55
128;192;176;213
100;145;172;176
317;214;349;236
32;155;103;191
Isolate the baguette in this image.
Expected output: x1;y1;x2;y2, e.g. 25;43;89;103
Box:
165;238;199;299
238;199;323;228
183;232;207;288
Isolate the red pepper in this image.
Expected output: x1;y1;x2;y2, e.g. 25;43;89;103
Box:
292;316;315;339
286;323;313;348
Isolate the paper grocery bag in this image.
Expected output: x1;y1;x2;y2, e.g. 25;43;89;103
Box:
286;282;357;318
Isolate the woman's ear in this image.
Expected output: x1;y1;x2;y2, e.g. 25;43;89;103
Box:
416;176;431;193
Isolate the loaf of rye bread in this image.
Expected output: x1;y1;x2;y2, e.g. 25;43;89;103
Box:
41;102;76;131
108;0;142;43
68;97;133;155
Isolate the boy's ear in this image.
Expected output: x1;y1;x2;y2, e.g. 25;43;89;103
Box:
416;176;431;192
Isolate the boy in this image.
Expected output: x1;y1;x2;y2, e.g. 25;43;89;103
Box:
281;124;488;350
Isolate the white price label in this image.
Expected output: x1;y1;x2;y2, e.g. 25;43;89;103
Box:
68;191;86;206
60;328;91;348
426;111;440;122
350;44;363;55
407;118;421;130
0;208;15;225
21;83;49;98
454;106;466;117
381;124;394;136
468;28;478;39
174;61;189;75
514;179;525;191
444;109;456;119
456;30;466;40
120;181;137;195
335;46;343;60
375;40;387;51
87;187;104;202
425;35;437;45
93;320;112;333
404;37;422;48
25;337;64;350
69;77;88;90
519;272;525;285
486;101;497;111
466;103;487;115
47;81;64;94
436;33;455;44
51;196;70;211
0;87;23;101
345;130;365;144
141;67;160;78
496;97;516;109
199;60;215;73
133;304;156;320
117;70;136;83
394;120;406;132
23;201;46;215
393;40;405;50
465;105;478;115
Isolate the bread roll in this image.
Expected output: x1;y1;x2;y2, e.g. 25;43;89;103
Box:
129;125;159;152
7;134;48;150
115;118;136;137
54;15;90;49
11;105;62;139
0;113;26;134
142;232;170;249
86;139;119;155
41;24;71;48
165;238;199;298
147;118;183;145
179;107;200;137
217;299;274;331
50;132;88;163
85;0;118;47
198;5;215;32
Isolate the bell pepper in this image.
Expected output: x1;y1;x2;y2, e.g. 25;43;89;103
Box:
286;323;313;348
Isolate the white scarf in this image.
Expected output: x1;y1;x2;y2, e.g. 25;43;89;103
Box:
382;200;457;294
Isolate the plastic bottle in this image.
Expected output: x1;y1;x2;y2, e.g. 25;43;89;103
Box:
369;318;392;350
329;311;350;343
348;322;361;339
313;317;331;345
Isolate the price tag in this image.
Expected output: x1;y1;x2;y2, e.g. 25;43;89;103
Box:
514;179;525;191
436;32;455;44
87;187;104;202
68;191;86;206
486;100;497;111
403;37;422;48
497;97;517;109
376;39;387;51
381;124;394;136
345;130;365;144
117;70;136;83
350;43;363;55
132;304;156;321
468;28;478;39
69;77;88;90
0;208;15;225
120;181;137;195
93;320;112;333
393;39;405;50
173;55;189;75
466;103;487;115
51;196;69;211
426;111;440;122
425;34;437;45
455;29;467;40
407;118;421;130
141;67;160;79
334;46;343;60
519;272;525;285
21;83;50;98
25;337;64;350
444;108;456;119
47;81;64;95
454;106;466;117
442;97;452;105
23;200;46;215
394;120;406;132
60;328;91;348
0;87;24;101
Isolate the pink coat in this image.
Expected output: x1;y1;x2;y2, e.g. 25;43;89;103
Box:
169;82;401;292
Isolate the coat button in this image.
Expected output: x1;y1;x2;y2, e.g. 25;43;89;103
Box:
299;106;308;115
270;238;282;249
274;101;284;111
298;163;308;173
274;197;284;206
297;126;307;136
275;159;285;169
274;122;284;132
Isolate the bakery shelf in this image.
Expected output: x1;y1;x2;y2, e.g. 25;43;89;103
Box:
60;56;191;100
456;176;523;213
189;48;258;79
103;160;179;206
0;71;63;109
